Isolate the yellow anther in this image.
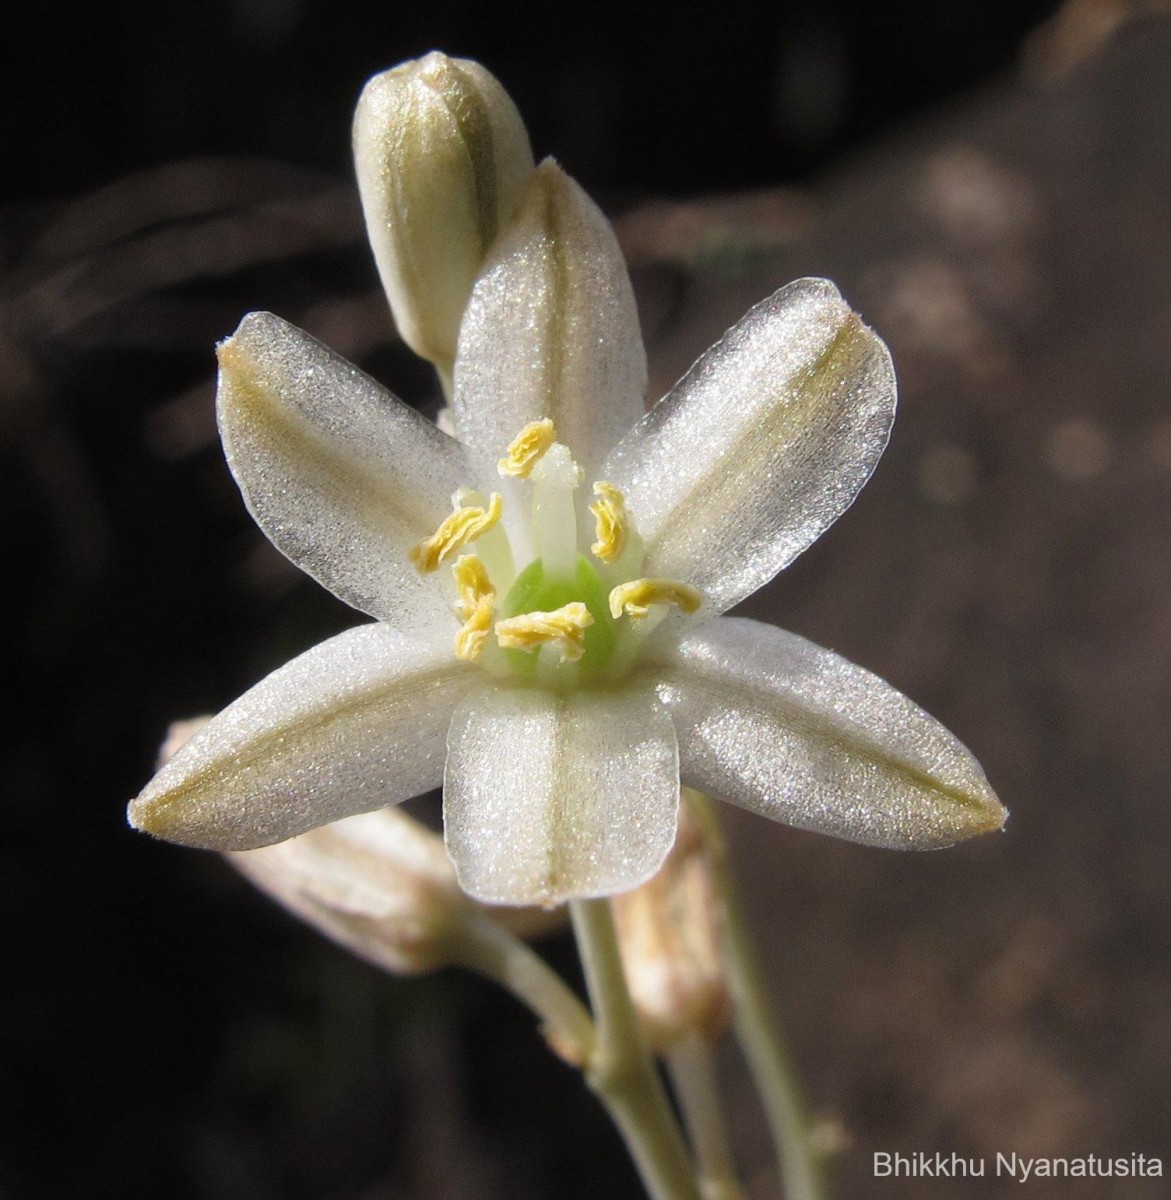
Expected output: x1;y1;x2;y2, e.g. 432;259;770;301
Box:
409;493;503;573
495;602;595;663
498;418;557;478
451;555;495;662
588;481;629;563
453;554;493;607
609;579;703;621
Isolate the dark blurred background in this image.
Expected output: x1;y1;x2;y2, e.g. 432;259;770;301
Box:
4;2;1171;1197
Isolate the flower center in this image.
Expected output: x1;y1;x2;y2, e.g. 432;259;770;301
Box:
409;420;702;686
497;554;615;684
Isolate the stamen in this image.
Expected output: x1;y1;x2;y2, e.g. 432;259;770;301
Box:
588;481;629;563
452;555;495;662
409;493;503;573
609;578;703;621
495;602;595;662
498;418;557;478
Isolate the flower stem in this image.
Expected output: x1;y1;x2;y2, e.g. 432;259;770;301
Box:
450;912;596;1066
570;898;701;1200
689;794;826;1200
665;1035;745;1200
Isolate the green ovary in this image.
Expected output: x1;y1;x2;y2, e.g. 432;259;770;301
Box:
500;555;617;682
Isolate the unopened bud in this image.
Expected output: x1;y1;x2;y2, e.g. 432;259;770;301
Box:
612;791;733;1049
354;51;534;375
230;808;472;975
156;717;561;970
156;715;213;768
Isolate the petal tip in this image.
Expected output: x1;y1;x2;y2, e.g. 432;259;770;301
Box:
127;785;274;853
969;789;1009;838
125;794;151;835
447;843;673;910
918;782;1007;850
126;787;196;846
128;762;271;853
126;785;209;849
215;310;278;373
444;786;677;908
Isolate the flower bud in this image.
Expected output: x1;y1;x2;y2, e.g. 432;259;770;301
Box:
156;717;561;967
156;715;213;768
229;808;472;976
354;52;534;376
612;790;733;1049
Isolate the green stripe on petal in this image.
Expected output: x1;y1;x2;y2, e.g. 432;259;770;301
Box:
601;278;896;620
655;617;1005;850
130;625;477;850
217;311;478;640
452;161;648;478
443;679;679;905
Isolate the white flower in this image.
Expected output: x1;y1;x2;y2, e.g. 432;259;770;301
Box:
129;157;1004;907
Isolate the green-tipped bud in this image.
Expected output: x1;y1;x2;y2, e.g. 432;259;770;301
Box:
354;51;534;378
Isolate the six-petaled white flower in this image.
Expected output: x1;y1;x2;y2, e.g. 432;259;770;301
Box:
129;151;1003;908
